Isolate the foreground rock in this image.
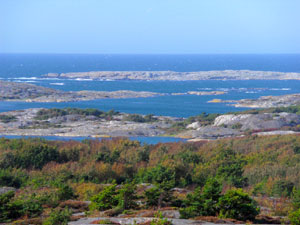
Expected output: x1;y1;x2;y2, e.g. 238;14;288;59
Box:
0;81;163;102
44;70;300;81
69;216;277;225
178;126;241;140
0;187;16;195
69;217;232;225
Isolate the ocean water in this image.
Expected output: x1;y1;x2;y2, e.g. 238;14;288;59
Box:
1;54;300;118
0;135;185;145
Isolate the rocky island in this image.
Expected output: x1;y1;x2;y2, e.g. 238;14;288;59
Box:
43;70;300;80
0;81;163;102
209;93;300;108
0;81;228;103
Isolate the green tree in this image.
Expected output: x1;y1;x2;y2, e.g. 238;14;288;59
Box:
117;182;138;210
272;180;294;197
217;189;259;221
145;186;161;207
292;188;300;210
289;208;300;225
90;184;118;211
43;208;71;225
179;178;222;218
216;148;248;188
57;184;77;201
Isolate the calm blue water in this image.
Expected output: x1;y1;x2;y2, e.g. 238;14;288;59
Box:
0;135;185;145
1;54;300;117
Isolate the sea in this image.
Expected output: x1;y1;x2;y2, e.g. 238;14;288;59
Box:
1;54;300;143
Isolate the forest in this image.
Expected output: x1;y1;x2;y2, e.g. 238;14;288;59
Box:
1;134;300;224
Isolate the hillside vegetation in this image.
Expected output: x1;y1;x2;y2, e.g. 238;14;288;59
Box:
1;135;300;223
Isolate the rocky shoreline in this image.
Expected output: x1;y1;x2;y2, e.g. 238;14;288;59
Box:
1;107;300;141
209;93;300;108
0;108;176;137
43;70;300;80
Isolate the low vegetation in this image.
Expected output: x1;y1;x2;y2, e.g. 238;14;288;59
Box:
124;113;158;123
168;112;219;133
1;134;300;223
0;114;17;123
35;108;119;120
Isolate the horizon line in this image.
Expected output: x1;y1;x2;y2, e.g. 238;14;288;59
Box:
1;52;300;55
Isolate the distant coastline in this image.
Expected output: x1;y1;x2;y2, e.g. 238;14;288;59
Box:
43;70;300;81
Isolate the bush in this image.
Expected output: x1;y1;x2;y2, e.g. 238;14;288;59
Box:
57;184;77;201
215;147;248;188
144;186;161;207
0;169;26;188
180;178;222;218
289;208;300;225
292;188;300;210
141;165;175;186
0;191;43;223
117;183;138;210
35;108;119;120
217;189;260;221
43;208;71;225
272;180;294;197
0;144;60;170
150;211;172;225
90;184;118;211
124;114;158;123
0;115;17;123
0;191;22;222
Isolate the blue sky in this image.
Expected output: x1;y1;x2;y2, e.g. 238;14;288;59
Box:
0;0;300;54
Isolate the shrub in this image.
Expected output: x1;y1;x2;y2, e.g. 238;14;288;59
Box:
217;189;260;221
141;165;175;187
216;148;248;188
90;184;118;211
0;144;60;170
150;211;172;225
272;180;294;197
179;178;222;218
144;186;161;207
57;184;77;201
0;191;22;222
0;115;17;123
292;188;300;210
144;181;175;208
0;169;26;188
43;207;72;225
117;183;138;210
289;208;300;225
0;191;43;223
124;114;158;123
